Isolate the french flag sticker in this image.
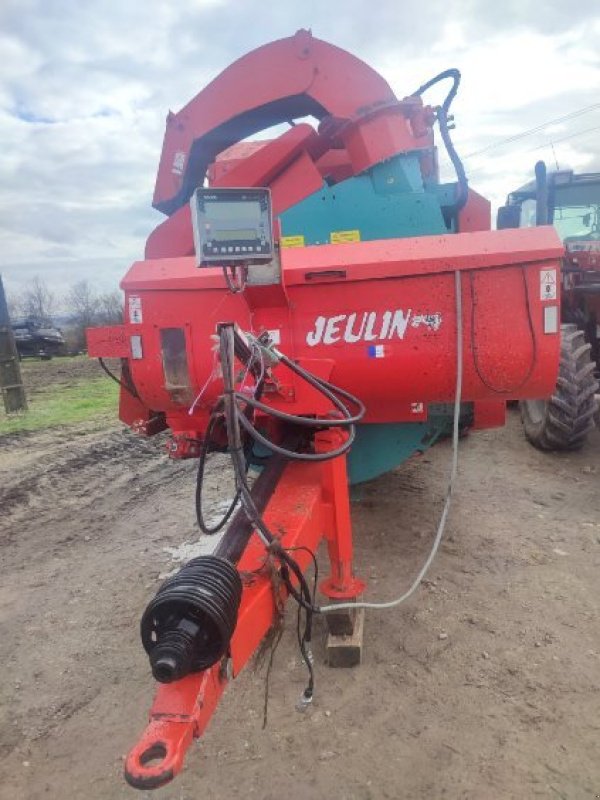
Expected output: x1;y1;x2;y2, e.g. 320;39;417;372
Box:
367;344;386;359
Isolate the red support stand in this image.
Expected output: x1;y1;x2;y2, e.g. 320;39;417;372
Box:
316;430;366;601
315;431;366;667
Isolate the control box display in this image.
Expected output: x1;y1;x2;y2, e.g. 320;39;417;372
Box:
190;187;274;266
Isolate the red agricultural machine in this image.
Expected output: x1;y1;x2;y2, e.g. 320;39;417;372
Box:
498;162;600;449
88;31;564;789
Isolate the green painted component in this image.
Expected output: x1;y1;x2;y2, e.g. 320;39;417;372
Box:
347;421;447;484
280;154;452;244
369;154;424;194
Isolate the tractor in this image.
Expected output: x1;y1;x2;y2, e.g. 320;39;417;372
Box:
498;162;600;449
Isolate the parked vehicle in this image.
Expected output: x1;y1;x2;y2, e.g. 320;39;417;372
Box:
12;317;65;359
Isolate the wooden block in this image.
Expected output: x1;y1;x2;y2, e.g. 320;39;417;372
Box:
325;607;364;668
325;605;357;636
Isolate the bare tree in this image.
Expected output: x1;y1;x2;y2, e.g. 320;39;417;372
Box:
97;290;123;325
68;281;99;327
22;276;55;323
67;280;100;351
6;291;23;320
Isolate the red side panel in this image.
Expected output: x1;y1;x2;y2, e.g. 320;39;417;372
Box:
118;226;564;432
473;400;506;430
145;206;194;260
87;325;128;358
459;188;491;232
269;150;324;215
213;124;325;188
316;148;354;183
280;226;563;285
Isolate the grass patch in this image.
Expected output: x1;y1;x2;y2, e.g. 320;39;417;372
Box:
0;376;119;435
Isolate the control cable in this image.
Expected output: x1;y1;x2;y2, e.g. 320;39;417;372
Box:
261;270;463;617
319;270;463;613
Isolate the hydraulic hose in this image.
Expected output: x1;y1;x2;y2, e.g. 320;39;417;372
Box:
412;69;469;215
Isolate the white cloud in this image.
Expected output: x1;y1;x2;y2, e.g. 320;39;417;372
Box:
0;0;599;302
391;20;600;208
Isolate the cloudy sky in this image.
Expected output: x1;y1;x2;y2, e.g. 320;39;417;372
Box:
1;0;599;303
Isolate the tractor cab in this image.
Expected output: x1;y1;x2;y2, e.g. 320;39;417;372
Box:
497;163;600;450
499;167;600;275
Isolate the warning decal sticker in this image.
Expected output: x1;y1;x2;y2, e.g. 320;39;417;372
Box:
172;151;186;175
280;235;305;248
330;229;361;244
540;268;557;301
128;295;143;324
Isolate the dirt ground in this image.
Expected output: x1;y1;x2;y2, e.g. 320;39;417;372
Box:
1;389;599;799
18;355;112;398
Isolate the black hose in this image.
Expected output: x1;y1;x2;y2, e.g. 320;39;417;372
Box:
195;411;241;534
412;68;469;216
236;410;356;461
229;343;365;462
98;357;140;399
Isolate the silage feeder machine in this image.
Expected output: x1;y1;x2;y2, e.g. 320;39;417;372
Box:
87;30;564;789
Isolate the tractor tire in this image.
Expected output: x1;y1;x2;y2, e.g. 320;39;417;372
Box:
520;324;598;451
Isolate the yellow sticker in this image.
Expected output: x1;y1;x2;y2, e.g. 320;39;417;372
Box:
330;229;361;244
280;235;305;248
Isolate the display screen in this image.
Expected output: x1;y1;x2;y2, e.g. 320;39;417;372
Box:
192;187;273;266
205;200;261;222
212;229;257;241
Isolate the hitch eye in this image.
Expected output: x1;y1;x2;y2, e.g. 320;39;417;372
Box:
139;743;167;767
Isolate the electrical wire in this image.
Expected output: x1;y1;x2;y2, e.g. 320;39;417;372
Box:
288;545;319;706
467;123;600;181
189;348;219;415
538;122;600;150
232;345;365;462
210;324;344;697
217;325;277;549
469;267;536;394
195;337;267;534
223;264;247;293
98;357;140;399
464;101;600;159
319;270;464;614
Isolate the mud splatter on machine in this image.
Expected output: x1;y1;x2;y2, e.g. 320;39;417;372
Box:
88;30;563;789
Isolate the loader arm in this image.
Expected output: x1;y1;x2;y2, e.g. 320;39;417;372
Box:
153;29;430;216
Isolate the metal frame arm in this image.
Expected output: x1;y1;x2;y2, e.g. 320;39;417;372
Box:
124;453;364;789
153;29;396;215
